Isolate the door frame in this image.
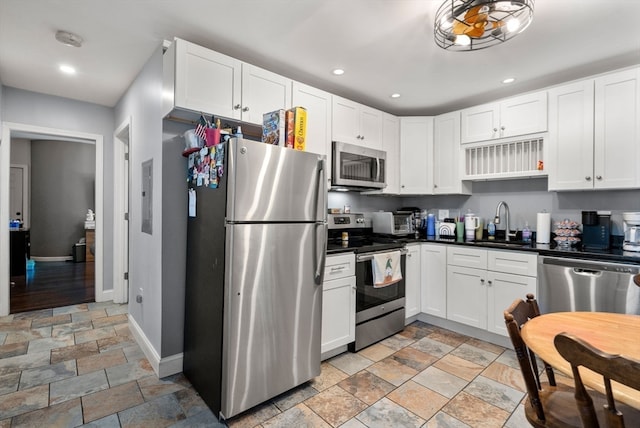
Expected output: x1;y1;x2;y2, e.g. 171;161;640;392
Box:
0;122;105;316
113;117;131;304
9;164;29;229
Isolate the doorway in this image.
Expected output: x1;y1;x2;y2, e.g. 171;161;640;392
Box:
113;118;131;304
1;122;105;316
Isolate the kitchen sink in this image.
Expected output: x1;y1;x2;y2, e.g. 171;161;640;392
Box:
473;240;531;249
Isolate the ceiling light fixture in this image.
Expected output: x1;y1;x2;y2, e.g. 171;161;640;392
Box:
434;0;534;52
502;77;516;84
390;93;401;98
332;68;345;76
59;64;76;75
55;30;83;48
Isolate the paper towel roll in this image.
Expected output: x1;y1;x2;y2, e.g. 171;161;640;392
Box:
536;212;551;244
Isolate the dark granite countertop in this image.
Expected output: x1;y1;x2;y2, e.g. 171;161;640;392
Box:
398;236;640;265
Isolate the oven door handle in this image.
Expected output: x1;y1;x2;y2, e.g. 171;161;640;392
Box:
356;248;408;262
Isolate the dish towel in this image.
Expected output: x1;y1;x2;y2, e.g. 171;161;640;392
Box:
372;251;403;288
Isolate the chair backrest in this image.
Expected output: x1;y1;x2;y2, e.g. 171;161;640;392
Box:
504;293;557;422
554;332;640;428
634;274;640;287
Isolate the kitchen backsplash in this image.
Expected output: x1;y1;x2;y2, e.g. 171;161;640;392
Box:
328;178;640;235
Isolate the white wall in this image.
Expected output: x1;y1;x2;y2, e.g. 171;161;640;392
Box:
0;83;3;137
3;87;115;289
114;45;166;358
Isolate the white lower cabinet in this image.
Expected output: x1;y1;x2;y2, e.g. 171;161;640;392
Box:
404;244;422;319
321;253;355;355
446;247;537;337
420;243;447;318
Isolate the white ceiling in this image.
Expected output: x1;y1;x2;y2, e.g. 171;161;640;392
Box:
1;0;639;116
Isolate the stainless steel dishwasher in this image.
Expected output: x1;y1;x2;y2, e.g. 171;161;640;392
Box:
538;256;640;314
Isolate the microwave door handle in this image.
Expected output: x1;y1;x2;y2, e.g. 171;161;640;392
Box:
376;158;381;182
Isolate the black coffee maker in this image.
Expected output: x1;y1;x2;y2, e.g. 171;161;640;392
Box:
581;211;611;250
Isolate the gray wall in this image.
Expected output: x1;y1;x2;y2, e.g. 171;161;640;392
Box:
30;140;95;257
3;87;115;289
332;180;640;236
9;138;30;165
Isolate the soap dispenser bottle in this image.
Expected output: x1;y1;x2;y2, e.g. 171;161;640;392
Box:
488;221;496;240
522;222;531;243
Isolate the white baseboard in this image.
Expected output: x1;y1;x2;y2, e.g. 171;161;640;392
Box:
31;256;73;262
128;315;183;378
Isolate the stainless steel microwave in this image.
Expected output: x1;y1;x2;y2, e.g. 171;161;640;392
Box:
331;141;386;190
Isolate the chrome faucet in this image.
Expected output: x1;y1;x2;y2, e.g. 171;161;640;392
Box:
494;201;516;241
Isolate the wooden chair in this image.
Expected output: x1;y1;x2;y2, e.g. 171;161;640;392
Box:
634;273;640;287
554;333;640;428
504;294;583;427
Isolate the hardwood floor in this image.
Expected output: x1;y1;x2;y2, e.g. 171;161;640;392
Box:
9;260;95;313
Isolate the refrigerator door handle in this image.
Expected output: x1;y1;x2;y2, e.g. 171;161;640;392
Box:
314;158;326;222
314;223;327;285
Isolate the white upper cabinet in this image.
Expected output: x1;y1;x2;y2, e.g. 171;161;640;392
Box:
399;117;433;194
461;91;547;144
241;64;292;125
332;96;382;149
163;38;241;119
433;111;471;194
381;113;400;194
548;67;640;190
292;82;332;179
163;38;291;125
593;67;640;189
547;80;595;190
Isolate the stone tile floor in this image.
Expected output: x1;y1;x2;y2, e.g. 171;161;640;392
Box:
0;302;556;427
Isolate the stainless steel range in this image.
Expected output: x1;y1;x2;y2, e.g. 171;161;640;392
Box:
327;214;407;351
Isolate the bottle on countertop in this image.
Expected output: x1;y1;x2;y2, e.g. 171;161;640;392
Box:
235;126;243;139
487;221;496;240
522;222;531;243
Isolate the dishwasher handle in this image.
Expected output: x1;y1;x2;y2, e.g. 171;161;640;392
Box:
541;256;640;274
572;268;603;277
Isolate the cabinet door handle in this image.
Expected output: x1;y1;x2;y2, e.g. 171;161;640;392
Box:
233;104;241;110
585;176;592;181
434;184;438;188
480;278;485;284
487;280;493;286
242;106;250;112
596;175;602;180
493;128;498;133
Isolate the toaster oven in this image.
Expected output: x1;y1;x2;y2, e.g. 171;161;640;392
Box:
371;212;414;236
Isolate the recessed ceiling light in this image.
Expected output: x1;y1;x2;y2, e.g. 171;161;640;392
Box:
55;30;83;48
390;93;401;98
502;77;516;84
59;64;77;75
332;68;345;76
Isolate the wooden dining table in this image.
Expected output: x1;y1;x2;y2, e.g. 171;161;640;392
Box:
521;311;640;409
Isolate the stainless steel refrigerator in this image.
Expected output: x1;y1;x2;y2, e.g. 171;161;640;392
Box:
184;138;327;420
